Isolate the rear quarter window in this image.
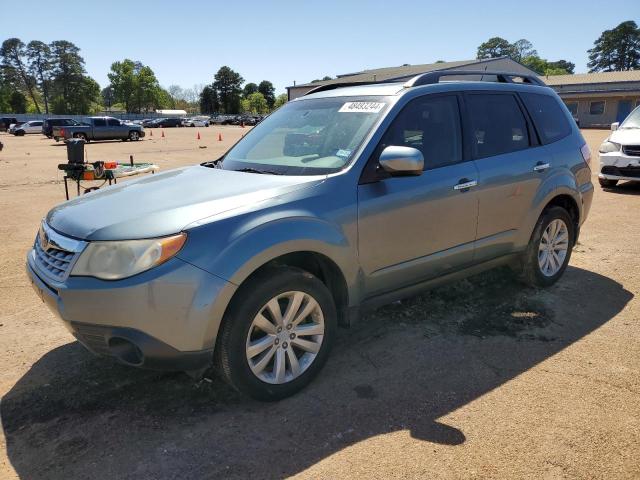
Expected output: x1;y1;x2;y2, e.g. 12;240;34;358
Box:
521;93;572;145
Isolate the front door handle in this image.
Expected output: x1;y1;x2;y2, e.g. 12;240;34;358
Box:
533;162;550;172
453;179;478;190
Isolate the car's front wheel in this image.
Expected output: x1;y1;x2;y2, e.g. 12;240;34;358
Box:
521;206;575;287
216;267;336;401
129;131;140;141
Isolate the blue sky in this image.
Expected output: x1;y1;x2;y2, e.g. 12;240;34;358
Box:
4;0;639;94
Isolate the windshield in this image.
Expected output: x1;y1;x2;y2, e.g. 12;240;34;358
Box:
221;97;388;175
620;106;640;129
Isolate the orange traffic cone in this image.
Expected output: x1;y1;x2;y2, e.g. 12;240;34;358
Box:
161;129;165;138
218;133;222;141
197;131;201;140
241;121;245;128
149;129;153;137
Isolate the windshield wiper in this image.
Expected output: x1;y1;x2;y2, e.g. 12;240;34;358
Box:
234;167;283;175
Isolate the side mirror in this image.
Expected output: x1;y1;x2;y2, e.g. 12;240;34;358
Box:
379;146;424;176
611;122;619;131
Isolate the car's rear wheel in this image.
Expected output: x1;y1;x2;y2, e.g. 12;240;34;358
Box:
74;132;87;141
520;206;575;287
216;267;336;401
129;131;140;141
599;178;618;188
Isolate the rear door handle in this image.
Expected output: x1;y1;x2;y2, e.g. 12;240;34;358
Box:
533;162;550;172
453;179;478;190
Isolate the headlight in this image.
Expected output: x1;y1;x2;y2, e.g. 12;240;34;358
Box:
598;141;621;154
71;233;187;280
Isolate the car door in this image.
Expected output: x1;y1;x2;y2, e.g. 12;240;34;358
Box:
464;92;542;262
357;94;479;296
106;118;125;139
92;118;107;140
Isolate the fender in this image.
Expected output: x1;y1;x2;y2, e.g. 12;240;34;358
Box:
514;167;583;249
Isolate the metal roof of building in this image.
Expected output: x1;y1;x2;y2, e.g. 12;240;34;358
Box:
292;58;505;88
542;70;640;86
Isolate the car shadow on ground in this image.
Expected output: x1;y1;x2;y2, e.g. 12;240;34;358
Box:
1;266;632;479
602;181;640;195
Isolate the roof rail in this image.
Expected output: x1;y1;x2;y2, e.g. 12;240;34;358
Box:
401;70;547;87
302;81;385;96
301;69;546;97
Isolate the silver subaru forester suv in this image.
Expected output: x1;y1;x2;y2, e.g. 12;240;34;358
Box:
27;71;593;400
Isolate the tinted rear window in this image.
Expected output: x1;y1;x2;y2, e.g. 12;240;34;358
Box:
93;119;106;127
521;93;572;144
466;93;530;159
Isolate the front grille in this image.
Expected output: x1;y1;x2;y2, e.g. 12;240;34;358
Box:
623;145;640;157
72;323;111;355
33;239;76;281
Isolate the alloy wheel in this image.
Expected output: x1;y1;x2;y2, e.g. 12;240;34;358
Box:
538;219;569;277
245;291;325;384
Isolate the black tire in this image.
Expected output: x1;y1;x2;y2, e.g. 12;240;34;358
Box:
216;266;337;401
128;131;140;141
15;130;25;136
74;133;87;142
599;178;618;188
520;206;575;288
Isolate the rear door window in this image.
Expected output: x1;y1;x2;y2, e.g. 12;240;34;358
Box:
465;93;530;159
521;93;572;144
107;118;120;126
93;119;106;127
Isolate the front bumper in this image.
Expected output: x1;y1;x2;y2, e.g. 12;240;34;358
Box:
26;252;236;371
599;152;640;182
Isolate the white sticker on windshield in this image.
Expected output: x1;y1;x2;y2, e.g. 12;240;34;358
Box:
339;102;385;113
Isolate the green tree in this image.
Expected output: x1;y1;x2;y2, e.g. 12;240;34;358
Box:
547;60;575;74
49;40;97;114
273;93;287;109
213;66;244;113
9;90;27;112
511;39;537;62
108;59;163;112
26;40;52;113
243;91;268;114
476;37;516;59
243;82;258;97
588;20;640;72
522;56;571;76
1;38;40;113
258;80;275;109
199;84;219;114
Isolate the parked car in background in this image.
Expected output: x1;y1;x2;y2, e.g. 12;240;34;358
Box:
43;118;82;139
210;115;234;125
0;117;18;132
141;118;158;128
27;71;593;401
13;120;44;136
182;117;210;127
147;118;183;128
53;116;145;142
8;122;25;134
598;105;640;188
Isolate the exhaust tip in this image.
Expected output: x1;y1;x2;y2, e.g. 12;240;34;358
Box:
108;337;144;366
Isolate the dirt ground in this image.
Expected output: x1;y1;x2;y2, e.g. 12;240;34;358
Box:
0;127;638;479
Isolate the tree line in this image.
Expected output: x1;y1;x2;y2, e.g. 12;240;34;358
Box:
2;20;639;115
199;66;287;115
476;20;640;74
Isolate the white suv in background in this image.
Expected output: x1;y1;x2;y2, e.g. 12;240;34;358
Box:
598;106;640;188
12;120;44;136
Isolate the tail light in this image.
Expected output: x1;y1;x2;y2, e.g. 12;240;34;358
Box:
60;128;65;136
580;143;591;168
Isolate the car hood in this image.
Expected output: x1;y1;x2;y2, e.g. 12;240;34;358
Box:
47;166;325;241
609;128;640;145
